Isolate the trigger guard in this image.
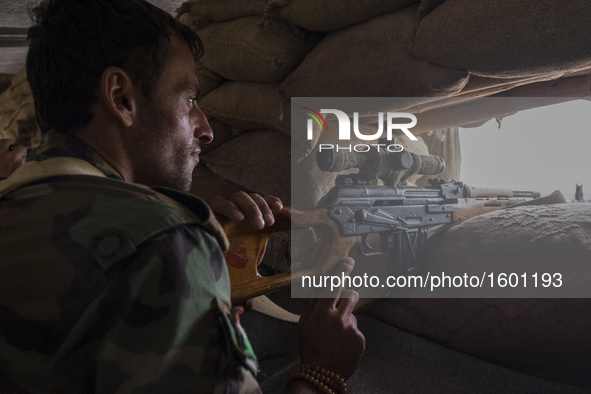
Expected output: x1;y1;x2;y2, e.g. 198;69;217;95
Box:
358;234;385;257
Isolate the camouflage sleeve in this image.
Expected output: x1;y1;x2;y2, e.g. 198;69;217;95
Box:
91;225;261;394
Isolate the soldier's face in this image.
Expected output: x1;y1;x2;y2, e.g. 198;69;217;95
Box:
131;35;213;192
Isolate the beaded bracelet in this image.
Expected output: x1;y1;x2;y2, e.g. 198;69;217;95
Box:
291;364;348;394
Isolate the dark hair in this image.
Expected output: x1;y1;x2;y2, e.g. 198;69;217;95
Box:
26;0;203;134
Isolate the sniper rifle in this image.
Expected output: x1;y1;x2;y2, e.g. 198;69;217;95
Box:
224;141;540;304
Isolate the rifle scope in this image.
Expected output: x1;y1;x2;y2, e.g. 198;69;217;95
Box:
316;148;445;176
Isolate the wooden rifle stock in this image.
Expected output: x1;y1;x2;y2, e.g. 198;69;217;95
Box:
224;195;540;304
452;196;535;221
223;207;359;304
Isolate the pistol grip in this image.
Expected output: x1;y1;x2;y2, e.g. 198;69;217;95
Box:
224;207;291;304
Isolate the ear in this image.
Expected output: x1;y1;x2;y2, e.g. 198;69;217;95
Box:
99;67;137;128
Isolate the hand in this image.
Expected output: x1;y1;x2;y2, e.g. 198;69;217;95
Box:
298;258;366;382
0;138;26;179
209;191;283;229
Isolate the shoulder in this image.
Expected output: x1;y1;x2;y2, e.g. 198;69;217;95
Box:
0;174;227;269
88;225;260;393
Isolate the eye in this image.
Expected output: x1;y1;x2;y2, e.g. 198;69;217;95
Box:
189;96;200;106
8;144;16;152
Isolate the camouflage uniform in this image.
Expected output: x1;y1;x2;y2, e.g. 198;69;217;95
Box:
0;131;261;394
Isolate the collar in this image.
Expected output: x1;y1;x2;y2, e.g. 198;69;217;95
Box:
27;130;124;180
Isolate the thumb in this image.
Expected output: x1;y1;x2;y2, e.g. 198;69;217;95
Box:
317;257;356;308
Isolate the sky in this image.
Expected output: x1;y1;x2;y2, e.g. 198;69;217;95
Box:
459;99;591;199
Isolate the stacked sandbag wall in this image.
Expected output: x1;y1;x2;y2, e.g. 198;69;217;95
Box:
0;68;42;149
176;0;591;272
177;0;467;201
180;0;591;201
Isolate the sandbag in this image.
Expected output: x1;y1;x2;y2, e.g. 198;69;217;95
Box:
199;82;318;160
362;202;591;387
201;118;236;155
196;16;312;82
203;129;292;204
281;4;469;98
177;0;268;24
195;62;226;97
200;82;288;133
177;10;211;30
189;163;250;203
265;0;419;32
0;74;12;96
411;0;591;78
0;68;42;148
417;0;445;18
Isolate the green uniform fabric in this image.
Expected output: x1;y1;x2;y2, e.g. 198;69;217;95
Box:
0;131;260;393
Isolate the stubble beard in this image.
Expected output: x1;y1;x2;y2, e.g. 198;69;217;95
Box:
131;113;197;192
134;139;196;192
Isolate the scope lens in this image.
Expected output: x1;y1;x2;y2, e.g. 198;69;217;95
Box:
316;150;334;171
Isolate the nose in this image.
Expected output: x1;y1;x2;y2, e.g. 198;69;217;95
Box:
194;108;214;145
0;138;14;151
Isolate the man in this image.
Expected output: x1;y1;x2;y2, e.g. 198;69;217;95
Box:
0;0;365;393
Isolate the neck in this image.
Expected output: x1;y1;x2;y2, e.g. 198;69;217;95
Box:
75;119;134;183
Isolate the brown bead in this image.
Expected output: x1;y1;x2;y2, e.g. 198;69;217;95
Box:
329;372;335;379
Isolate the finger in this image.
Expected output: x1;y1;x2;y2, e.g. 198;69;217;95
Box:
230;191;264;229
336;290;359;318
316;257;355;310
208;196;244;221
298;298;318;326
350;313;358;327
264;195;283;211
249;193;277;227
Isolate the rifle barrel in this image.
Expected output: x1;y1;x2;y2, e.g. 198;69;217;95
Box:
513;190;541;198
466;186;539;199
